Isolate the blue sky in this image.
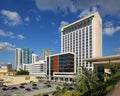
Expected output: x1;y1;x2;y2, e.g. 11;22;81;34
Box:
0;0;120;67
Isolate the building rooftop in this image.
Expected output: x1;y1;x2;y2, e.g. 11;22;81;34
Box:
61;11;101;32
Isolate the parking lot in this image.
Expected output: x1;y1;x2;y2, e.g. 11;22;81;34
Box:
0;82;56;96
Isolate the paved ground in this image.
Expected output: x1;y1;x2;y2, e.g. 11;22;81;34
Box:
0;82;56;96
106;81;120;96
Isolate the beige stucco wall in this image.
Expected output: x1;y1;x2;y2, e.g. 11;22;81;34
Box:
92;12;102;57
2;75;38;85
0;72;15;80
0;68;8;72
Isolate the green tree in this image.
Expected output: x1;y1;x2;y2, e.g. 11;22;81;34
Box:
90;62;120;96
75;66;99;95
61;85;70;93
15;70;29;75
108;60;119;75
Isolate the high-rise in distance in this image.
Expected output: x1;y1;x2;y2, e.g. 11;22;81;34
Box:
22;48;33;64
61;12;102;73
15;48;34;71
42;49;52;60
15;48;22;71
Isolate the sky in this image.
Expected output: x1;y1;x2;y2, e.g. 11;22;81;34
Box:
0;0;120;67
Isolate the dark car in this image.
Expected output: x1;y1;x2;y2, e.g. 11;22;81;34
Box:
52;91;57;95
32;83;37;86
46;84;51;87
3;85;8;87
19;85;25;88
43;82;48;84
2;87;9;91
32;86;39;90
11;87;18;90
25;88;31;91
20;83;27;85
68;86;74;90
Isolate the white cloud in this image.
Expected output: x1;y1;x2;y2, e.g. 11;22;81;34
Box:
104;21;113;28
25;16;30;22
103;21;120;36
17;34;24;40
36;15;40;22
0;29;24;40
1;9;22;26
98;0;120;16
103;26;120;36
0;42;15;52
35;0;120;17
35;0;77;13
78;6;97;18
113;48;120;55
0;29;16;39
58;21;69;31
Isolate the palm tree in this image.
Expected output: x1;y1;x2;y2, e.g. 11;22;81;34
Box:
75;66;99;95
108;60;119;75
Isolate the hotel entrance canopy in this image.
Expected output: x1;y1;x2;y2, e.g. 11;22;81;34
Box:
84;55;120;62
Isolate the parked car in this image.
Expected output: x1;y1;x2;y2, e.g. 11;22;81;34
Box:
52;91;57;95
46;84;51;87
19;85;25;88
32;83;37;86
20;83;27;85
11;87;18;90
2;87;9;91
3;85;8;87
43;82;48;84
25;88;31;91
32;86;39;90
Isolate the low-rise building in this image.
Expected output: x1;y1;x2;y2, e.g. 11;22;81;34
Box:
23;60;46;78
46;52;76;82
0;72;15;80
0;66;8;72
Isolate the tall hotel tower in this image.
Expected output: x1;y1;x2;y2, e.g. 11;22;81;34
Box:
61;12;102;73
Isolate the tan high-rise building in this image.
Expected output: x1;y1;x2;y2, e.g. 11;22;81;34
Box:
61;12;102;73
42;49;52;60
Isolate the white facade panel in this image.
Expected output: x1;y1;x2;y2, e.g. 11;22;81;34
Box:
61;12;102;73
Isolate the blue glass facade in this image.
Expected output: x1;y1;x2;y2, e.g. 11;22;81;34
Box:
22;48;33;64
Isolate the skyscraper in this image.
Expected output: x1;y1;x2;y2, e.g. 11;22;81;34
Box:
22;48;33;64
61;12;102;73
15;48;34;70
15;48;22;71
32;53;40;63
42;49;52;60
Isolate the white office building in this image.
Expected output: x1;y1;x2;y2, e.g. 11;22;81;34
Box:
23;60;46;78
61;12;102;73
15;48;22;71
32;53;40;63
15;48;40;71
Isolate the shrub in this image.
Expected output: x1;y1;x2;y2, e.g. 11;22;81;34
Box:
15;70;29;75
63;90;82;96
